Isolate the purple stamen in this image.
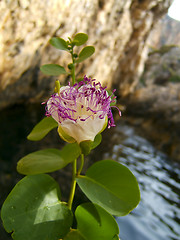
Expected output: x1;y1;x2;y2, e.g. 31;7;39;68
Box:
46;76;120;128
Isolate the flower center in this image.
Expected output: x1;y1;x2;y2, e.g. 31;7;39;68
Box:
46;76;117;128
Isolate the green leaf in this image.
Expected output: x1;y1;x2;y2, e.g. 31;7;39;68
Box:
40;64;67;76
49;37;69;51
1;174;73;240
27;117;58;141
76;46;95;63
91;133;102;150
75;203;119;240
73;33;88;46
76;160;140;216
17;143;81;175
64;229;86;240
79;134;102;155
106;90;117;106
79;140;92;156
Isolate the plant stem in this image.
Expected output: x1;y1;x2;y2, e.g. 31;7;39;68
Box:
70;46;76;85
77;154;84;175
67;154;85;209
68;159;77;210
71;64;75;85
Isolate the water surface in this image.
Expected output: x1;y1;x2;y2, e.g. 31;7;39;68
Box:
100;122;180;240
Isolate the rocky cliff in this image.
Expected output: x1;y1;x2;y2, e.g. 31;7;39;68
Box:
150;14;180;48
0;0;171;110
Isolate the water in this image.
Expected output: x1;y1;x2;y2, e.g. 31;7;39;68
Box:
101;122;180;240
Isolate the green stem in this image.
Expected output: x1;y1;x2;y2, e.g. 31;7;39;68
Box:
67;154;84;209
71;64;75;85
70;46;76;85
77;154;84;176
68;159;77;210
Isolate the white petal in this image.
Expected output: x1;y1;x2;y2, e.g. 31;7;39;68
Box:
60;115;106;144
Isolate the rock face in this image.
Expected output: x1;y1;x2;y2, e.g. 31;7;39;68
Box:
150;15;180;48
0;0;171;110
123;46;180;161
141;46;180;85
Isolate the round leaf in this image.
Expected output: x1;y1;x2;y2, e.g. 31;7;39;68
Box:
17;143;81;175
49;37;69;51
75;46;95;63
40;64;67;76
27;117;58;141
76;160;140;216
73;33;88;46
75;203;119;240
1;174;73;240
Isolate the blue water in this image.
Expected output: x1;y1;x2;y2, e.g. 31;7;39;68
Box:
102;122;180;240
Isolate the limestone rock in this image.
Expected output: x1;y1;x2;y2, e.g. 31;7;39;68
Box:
141;46;180;85
150;15;180;48
0;0;171;109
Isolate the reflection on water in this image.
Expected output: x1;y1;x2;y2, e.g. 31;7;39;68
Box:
102;122;180;240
